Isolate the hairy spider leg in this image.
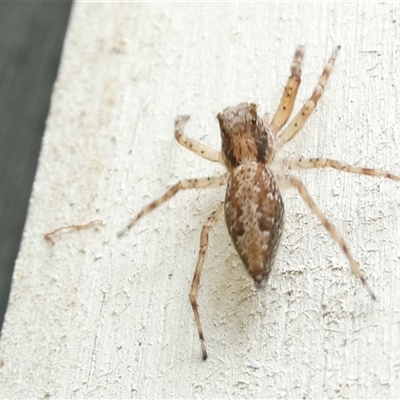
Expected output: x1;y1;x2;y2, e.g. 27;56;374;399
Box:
275;46;341;152
190;202;225;360
276;174;376;299
272;157;400;182
270;45;305;135
174;115;223;164
117;174;229;237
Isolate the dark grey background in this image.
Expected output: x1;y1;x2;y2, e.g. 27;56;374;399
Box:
0;3;72;334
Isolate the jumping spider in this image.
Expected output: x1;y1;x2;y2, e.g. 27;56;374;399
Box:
118;45;400;360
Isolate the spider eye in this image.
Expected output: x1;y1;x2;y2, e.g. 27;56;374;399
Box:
252;118;256;124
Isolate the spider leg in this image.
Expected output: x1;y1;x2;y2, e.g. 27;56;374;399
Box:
270;45;305;136
275;46;341;152
117;173;229;237
190;202;225;360
175;115;223;164
276;174;376;300
272;157;400;182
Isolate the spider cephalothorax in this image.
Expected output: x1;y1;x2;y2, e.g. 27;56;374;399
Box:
218;102;275;169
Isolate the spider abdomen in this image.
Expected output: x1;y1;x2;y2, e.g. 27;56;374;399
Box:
225;162;284;288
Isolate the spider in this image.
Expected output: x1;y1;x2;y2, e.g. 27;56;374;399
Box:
117;45;400;360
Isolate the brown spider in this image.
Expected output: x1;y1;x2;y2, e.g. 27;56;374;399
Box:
117;45;400;360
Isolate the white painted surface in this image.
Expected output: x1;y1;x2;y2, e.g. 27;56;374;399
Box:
1;3;400;398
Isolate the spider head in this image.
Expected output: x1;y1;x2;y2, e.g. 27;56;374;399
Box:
217;102;275;171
